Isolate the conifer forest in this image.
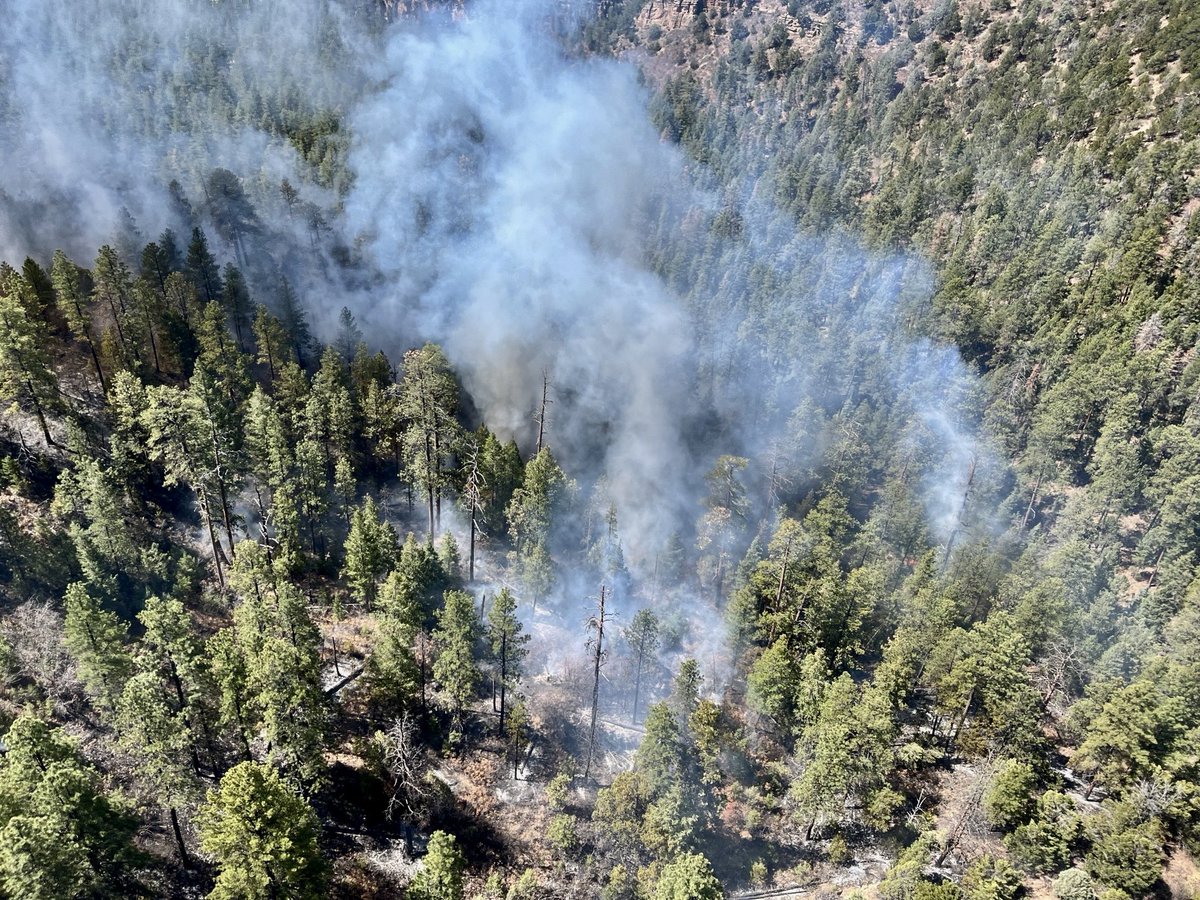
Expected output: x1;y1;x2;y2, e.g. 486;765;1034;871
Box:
0;0;1199;897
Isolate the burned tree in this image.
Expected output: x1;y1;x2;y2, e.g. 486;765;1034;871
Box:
584;583;613;780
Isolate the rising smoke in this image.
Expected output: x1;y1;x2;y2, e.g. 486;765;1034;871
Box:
0;0;990;585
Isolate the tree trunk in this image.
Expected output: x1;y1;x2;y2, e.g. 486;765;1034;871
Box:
947;685;975;751
584;586;607;779
468;515;476;582
426;483;435;545
86;337;107;393
28;385;53;448
168;806;190;868
199;491;226;588
632;649;644;725
498;631;508;734
1021;465;1045;530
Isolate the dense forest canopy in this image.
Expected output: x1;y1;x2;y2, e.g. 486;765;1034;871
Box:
0;0;1197;898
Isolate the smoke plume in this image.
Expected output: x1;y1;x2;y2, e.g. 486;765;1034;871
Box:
0;0;990;578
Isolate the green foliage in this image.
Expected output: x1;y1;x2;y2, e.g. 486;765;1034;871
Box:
225;542;328;785
983;758;1037;831
546;813;579;856
1083;802;1165;895
342;496;397;608
1005;790;1080;874
409;830;465;900
506;448;573;603
636;703;684;797
962;855;1022;900
506;868;540;900
198;761;327;900
400;344;461;542
487;586;529;730
546;771;571;811
433;590;481;721
651;851;722;900
1052;869;1097;900
62;581;131;706
0;715;142;899
880;834;938;900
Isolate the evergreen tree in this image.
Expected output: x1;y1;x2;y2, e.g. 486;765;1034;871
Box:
251;305;292;381
198;761;327;900
487;586;529;731
341;496;397;609
185;227;223;306
433;590;481;731
399;343;461;542
652;852;723;900
221;263;252;350
407;830;465;900
0;715;143;899
51;249;105;391
62;581;131;707
275;277;311;368
625;608;660;725
0;271;60;446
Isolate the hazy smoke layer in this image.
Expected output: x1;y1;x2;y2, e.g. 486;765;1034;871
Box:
0;0;988;567
341;4;698;549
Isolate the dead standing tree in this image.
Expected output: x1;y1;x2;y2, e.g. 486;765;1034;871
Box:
535;369;552;454
935;755;997;867
583;583;612;780
377;712;431;856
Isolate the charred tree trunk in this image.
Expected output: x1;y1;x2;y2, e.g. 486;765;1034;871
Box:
584;584;607;780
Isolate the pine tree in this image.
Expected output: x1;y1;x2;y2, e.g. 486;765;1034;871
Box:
625;609;660;725
506;448;572;604
221;264;252;350
341;497;397;609
637;702;684;797
137;593;216;765
652;851;723;900
0;715;143;899
91;245;142;370
433;590;481;731
228;546;328;785
116;670;199;866
487;586;529;732
196;301;251;408
0;271;60;446
198;761;327;900
244;387;302;566
400;343;461;542
275;277;311;368
62;581;131;707
185;227;223;306
51;249;105;391
334;305;363;362
305;345;354;476
506;698;531;779
407;830;465;900
251;305;293;381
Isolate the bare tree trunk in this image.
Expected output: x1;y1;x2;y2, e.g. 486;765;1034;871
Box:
1021;464;1045;530
199;491;226;588
169;806;190;868
632;648;645;725
498;630;508;734
426;483;435;546
584;585;607;780
468;514;476;582
85;337;107;393
536;370;551;453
